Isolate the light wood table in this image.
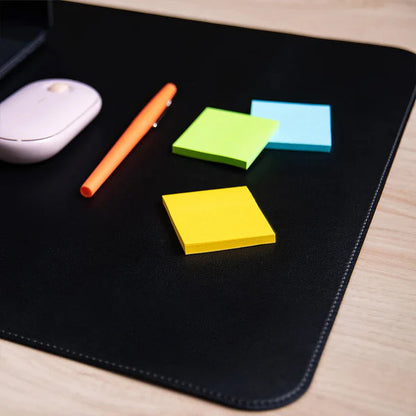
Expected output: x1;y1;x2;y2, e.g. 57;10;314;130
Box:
1;1;415;415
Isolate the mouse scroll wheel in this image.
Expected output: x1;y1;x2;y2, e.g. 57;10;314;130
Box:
47;82;70;93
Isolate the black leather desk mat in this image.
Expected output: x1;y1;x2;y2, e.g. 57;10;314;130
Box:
0;1;415;411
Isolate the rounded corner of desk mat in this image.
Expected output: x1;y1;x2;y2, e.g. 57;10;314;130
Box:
0;327;316;411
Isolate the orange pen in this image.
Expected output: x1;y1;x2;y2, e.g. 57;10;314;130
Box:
80;83;177;198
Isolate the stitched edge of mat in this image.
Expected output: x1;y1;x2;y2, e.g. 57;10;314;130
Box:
1;86;415;411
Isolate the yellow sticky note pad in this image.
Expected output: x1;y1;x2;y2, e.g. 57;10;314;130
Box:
162;186;276;254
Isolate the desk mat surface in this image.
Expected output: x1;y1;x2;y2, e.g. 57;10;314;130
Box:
0;1;415;410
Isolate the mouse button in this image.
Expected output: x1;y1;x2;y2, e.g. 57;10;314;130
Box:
0;84;47;140
37;84;100;133
0;82;100;141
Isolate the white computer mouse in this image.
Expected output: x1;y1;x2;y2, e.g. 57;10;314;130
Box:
0;79;102;163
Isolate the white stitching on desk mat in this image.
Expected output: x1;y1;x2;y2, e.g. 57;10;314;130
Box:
1;87;415;409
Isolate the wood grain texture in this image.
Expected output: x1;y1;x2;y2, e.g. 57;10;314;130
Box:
1;1;415;415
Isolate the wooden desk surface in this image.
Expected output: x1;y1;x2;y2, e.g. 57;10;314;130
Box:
1;1;415;415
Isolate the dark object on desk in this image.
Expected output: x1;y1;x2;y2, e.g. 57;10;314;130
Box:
0;1;415;410
0;1;52;79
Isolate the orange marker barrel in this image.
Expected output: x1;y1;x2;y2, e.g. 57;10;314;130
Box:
80;83;177;198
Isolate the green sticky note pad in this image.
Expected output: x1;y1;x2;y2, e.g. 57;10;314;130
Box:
172;107;279;169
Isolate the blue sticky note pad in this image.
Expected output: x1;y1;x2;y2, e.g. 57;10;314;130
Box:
250;100;332;152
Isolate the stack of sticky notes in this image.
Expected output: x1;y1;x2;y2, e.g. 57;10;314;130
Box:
162;186;275;254
250;100;332;152
172;107;279;169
